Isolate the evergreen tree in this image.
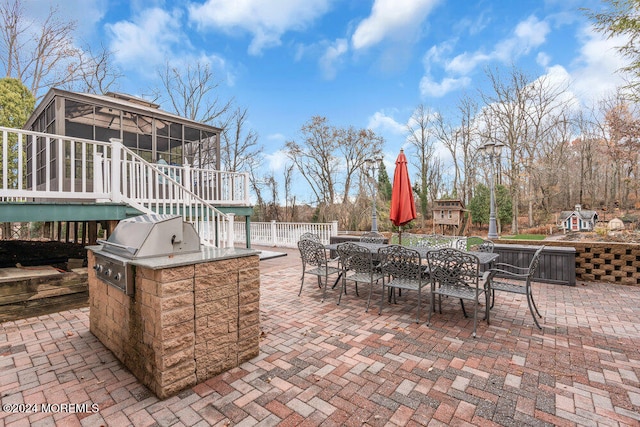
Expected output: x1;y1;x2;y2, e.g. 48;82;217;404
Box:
468;183;512;230
377;161;392;201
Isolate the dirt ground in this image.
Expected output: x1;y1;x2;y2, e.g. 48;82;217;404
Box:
0;240;87;270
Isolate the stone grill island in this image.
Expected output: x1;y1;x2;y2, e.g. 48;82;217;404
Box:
87;215;260;399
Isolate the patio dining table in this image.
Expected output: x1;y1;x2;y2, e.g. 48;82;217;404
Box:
325;242;499;266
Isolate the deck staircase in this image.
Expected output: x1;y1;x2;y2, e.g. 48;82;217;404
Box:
0;126;249;247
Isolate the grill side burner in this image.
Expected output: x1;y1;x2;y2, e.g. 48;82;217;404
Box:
92;214;201;294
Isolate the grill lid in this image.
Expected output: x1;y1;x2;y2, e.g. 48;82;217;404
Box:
99;213;201;259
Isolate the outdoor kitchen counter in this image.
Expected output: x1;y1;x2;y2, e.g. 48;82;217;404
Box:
87;245;260;269
87;245;261;399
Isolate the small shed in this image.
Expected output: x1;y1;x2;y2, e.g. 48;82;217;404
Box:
432;199;466;235
558;204;598;232
608;217;625;231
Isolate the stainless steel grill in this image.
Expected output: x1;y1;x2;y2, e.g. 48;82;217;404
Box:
92;214;201;295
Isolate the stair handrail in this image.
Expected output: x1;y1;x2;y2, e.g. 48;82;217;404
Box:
102;139;235;248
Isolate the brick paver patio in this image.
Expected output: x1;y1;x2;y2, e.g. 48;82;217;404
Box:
1;245;640;426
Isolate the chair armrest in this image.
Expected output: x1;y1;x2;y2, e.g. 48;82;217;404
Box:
489;268;529;280
493;262;529;272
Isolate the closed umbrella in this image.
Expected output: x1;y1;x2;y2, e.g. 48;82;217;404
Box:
389;149;416;244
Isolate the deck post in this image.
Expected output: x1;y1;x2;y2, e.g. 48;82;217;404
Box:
226;213;235;248
244;172;250;205
110;139;123;203
270;220;277;246
183;162;191;205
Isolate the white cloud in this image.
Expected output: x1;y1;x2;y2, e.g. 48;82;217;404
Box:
537;52;551;68
419;75;471;97
267;133;287;142
352;0;441;50
569;26;629;104
188;0;332;55
264;149;290;172
419;15;550;99
22;0;107;39
319;39;348;80
367;111;406;134
445;51;489;75
107;8;186;71
492;16;550;63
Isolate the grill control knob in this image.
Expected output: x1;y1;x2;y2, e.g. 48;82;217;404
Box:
95;265;104;273
114;273;121;281
105;269;112;277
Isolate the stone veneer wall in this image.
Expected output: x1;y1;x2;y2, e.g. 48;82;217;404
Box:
498;240;640;286
88;252;260;399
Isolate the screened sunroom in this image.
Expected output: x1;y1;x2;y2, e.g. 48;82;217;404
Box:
24;88;222;170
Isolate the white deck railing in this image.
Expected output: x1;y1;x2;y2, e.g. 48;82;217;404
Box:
0;126;250;206
0;127;243;247
234;221;339;247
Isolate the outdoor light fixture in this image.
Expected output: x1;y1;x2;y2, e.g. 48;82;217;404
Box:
365;157;383;232
477;141;504;239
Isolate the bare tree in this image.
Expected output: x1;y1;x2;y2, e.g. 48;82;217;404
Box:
219;106;262;171
459;95;485;204
407;104;436;227
285;116;338;207
597;93;640;208
530;111;574;220
335;126;384;205
156;61;262;174
1;1;122;98
247;156;267;221
158;61;233;123
285;116;382;210
64;43;122;94
283;163;295;221
480;67;535;234
1;0;80;98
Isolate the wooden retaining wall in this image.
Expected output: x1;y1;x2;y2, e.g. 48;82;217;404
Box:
493;244;576;286
499;239;640;287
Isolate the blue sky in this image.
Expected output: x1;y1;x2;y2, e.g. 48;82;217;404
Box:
25;0;629;202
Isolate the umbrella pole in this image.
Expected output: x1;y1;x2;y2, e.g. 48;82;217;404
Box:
398;226;402;245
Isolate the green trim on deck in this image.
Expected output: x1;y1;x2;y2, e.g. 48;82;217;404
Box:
0;202;142;222
215;206;254;216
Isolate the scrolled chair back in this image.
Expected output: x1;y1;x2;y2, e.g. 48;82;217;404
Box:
297;238;327;267
378;245;422;280
464;236;494;253
360;231;386;244
426;248;479;287
337;242;374;273
300;232;321;242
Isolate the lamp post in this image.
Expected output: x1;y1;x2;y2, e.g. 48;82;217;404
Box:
365;157;383;232
477;141;504;239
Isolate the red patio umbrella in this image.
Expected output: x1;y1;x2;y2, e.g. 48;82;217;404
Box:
389;149;416;244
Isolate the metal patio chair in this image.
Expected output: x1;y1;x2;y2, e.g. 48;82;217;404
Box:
378;245;428;323
414;234;453;250
336;242;385;311
300;232;321;242
454;236;494;315
427;248;491;338
465;236;495;253
489;245;545;329
360;231;386;244
297;238;341;302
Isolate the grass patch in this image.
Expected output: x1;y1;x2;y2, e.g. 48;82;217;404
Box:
501;234;546;240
